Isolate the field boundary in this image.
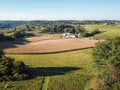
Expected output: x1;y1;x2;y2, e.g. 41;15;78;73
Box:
5;47;93;55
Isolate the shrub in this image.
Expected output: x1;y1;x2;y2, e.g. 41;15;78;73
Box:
13;61;26;74
0;55;29;81
92;37;120;89
93;37;120;68
90;29;100;35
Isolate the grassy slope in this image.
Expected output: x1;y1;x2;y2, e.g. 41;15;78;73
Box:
33;33;64;38
0;49;93;90
84;25;120;37
6;48;93;74
48;74;91;90
35;25;120;38
0;77;43;90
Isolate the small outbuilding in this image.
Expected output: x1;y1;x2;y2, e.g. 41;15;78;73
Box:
63;33;75;38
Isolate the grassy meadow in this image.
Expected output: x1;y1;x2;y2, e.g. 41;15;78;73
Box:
31;25;120;38
0;49;93;90
35;25;120;38
84;25;120;37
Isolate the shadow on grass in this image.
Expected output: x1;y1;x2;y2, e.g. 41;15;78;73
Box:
0;38;30;51
28;67;82;78
86;31;105;37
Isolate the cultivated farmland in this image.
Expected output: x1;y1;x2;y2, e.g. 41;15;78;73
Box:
0;36;98;54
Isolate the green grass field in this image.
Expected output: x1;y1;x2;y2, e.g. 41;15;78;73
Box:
33;32;65;38
0;49;93;90
28;25;120;39
84;25;120;37
6;48;93;74
35;25;120;38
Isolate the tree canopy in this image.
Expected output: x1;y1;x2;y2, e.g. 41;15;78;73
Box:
92;37;120;90
0;52;29;81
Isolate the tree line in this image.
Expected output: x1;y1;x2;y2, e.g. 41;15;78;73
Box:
0;20;120;29
0;21;101;41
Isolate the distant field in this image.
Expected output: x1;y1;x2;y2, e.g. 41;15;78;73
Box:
84;25;120;37
0;49;93;90
0;36;97;54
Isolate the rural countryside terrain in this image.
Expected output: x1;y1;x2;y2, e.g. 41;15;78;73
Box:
0;20;120;90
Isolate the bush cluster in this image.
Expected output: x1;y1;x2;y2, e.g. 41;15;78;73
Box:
0;55;29;81
92;37;120;89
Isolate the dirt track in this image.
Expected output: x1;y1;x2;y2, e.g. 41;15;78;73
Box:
0;37;98;54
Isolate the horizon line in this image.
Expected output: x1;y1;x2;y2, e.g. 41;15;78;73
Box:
0;19;120;21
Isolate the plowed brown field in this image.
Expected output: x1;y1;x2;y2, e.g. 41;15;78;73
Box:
0;37;98;54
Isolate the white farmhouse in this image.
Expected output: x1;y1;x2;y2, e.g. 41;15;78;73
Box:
63;33;75;38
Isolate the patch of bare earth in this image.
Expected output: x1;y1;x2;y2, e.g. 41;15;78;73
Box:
1;36;98;54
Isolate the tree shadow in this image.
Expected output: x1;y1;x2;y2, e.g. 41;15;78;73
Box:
28;67;82;78
86;31;105;37
0;38;30;51
0;50;4;58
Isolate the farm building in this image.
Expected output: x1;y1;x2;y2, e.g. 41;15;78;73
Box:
63;33;75;38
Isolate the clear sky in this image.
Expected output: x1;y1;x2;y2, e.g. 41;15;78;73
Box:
0;0;120;20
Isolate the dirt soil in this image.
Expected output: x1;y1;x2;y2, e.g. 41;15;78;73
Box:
0;36;98;54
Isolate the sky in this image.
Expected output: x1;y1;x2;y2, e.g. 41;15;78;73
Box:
0;0;120;20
